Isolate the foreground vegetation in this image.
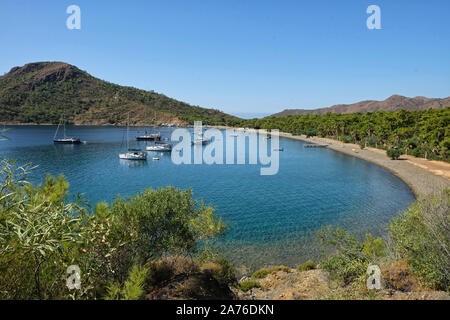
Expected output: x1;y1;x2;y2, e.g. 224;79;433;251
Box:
238;108;450;162
317;186;448;294
0;160;230;299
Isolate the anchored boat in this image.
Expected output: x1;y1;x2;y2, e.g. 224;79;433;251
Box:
146;142;172;152
136;110;161;141
53;110;81;144
191;131;211;145
119;113;147;160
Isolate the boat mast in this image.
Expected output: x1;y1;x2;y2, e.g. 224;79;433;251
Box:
127;112;130;150
143;107;147;134
54;120;61;140
63;109;67;139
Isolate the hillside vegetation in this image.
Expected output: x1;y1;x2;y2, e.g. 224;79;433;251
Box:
241;108;450;162
0;62;239;126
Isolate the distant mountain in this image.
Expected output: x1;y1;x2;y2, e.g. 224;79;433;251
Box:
0;62;239;125
272;95;450;117
230;112;272;119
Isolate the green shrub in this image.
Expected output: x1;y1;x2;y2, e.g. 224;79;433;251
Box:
106;186;226;282
237;281;261;292
297;261;317;272
320;255;368;286
106;265;148;300
359;141;366;150
251;268;271;279
361;234;387;263
316;226;370;285
121;265;148;300
251;266;291;279
214;258;237;286
389;189;450;290
387;148;403;160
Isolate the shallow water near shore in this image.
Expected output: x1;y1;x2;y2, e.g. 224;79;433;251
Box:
1;125;415;270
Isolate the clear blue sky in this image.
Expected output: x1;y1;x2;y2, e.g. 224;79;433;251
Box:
1;0;449;115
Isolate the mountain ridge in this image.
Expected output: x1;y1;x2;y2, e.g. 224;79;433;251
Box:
272;94;450;117
0;62;239;126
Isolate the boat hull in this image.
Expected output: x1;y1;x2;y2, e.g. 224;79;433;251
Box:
136;136;161;141
119;152;147;160
53;139;82;144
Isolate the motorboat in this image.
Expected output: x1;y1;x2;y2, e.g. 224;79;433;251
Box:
146;143;172;152
119;149;147;160
136;132;161;141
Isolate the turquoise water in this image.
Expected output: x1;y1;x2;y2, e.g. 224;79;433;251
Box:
0;126;414;270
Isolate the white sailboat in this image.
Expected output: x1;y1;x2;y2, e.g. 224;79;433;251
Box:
119;113;147;160
192;131;211;145
136;111;161;141
53;109;81;144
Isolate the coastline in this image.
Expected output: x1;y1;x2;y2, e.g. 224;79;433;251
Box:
3;123;449;198
211;126;450;198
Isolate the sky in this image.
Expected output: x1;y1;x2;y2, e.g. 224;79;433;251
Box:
0;0;449;116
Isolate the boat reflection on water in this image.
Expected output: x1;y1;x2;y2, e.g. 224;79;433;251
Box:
119;159;148;168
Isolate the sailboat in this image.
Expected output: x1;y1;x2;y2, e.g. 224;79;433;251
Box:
53;110;81;144
136;110;161;141
192;131;211;145
119;113;147;160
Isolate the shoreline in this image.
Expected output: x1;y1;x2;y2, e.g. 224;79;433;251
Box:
3;123;449;197
211;126;450;198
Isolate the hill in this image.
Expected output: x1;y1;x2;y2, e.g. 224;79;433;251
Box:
273;95;450;117
0;62;239;126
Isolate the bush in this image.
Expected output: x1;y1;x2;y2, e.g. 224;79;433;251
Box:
316;226;371;286
251;266;291;279
237;281;261;292
359;141;366;150
251;268;271;279
361;234;387;262
389;189;450;290
106;187;226;282
297;261;317;272
106;265;148;300
320;255;368;286
387;148;403;160
0;160;227;299
0;161;90;299
214;258;237;286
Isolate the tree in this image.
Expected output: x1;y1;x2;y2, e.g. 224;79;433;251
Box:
387;148;403;160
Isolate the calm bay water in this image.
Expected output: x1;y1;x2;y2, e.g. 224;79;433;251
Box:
0;125;414;271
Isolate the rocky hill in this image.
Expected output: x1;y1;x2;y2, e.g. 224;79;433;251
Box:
0;62;239;126
273;95;450;116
